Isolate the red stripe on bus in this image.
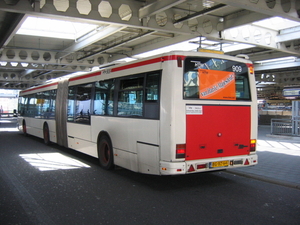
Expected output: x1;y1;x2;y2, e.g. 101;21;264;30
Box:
112;55;185;72
20;82;58;94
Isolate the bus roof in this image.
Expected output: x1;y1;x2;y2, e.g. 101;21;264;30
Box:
20;51;252;95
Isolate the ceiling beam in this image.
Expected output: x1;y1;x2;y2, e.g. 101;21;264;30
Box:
57;25;125;59
254;59;300;71
277;26;300;42
221;24;300;56
139;0;187;18
77;30;156;61
173;4;227;24
224;11;271;30
214;0;300;22
0;12;25;49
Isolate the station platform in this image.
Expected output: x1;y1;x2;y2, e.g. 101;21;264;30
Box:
0;118;299;189
230;125;300;189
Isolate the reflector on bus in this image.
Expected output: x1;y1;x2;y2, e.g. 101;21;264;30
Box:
198;48;224;54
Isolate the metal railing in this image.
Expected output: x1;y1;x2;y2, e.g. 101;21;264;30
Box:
271;118;300;136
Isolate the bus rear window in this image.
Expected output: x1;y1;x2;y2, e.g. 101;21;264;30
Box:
183;57;251;101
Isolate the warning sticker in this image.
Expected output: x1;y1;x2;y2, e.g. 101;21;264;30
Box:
186;105;203;115
199;69;236;100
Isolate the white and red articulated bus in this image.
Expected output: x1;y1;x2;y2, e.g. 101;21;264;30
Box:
18;51;258;175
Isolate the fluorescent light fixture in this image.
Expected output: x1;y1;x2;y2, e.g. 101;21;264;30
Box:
17;16;98;40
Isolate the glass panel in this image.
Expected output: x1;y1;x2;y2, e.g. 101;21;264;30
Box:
94;80;114;115
120;77;143;90
146;73;160;102
67;86;76;122
18;97;26;116
25;94;37;117
118;76;144;117
75;83;92;124
183;57;251;101
118;90;143;117
36;91;51;119
50;89;56;118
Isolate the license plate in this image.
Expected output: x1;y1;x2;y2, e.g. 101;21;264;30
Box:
211;160;229;168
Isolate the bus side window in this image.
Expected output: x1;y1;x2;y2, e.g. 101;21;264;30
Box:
27;94;38;118
144;72;161;119
75;83;93;124
67;86;76;122
184;71;199;98
94;80;114;116
50;89;56;119
118;77;143;117
18;96;27;116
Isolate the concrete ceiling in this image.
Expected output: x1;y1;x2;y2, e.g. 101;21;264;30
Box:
0;0;300;90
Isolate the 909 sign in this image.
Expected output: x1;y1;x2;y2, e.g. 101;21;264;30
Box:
232;65;242;73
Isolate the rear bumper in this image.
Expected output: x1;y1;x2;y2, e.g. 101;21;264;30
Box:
159;154;258;175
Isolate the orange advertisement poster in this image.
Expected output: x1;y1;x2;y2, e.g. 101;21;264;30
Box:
199;69;236;100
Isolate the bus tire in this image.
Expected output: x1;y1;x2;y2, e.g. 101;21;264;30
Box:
43;123;50;145
97;135;114;170
22;120;27;136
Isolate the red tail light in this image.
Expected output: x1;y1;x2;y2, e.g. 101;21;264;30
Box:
176;144;186;158
246;63;254;74
250;139;256;152
197;164;207;169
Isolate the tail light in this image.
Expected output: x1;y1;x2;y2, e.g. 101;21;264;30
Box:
176;144;186;158
250;139;256;152
246;63;254;74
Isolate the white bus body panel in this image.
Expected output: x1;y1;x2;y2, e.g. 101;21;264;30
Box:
67;122;97;157
18;117;57;143
91;116;160;174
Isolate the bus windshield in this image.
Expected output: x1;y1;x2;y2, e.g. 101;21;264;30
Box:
183;57;251;101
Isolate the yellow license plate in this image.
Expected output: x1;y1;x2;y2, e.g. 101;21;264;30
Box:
211;160;229;168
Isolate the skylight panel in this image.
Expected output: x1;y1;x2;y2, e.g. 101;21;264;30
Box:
17;16;98;40
133;38;200;58
253;16;300;31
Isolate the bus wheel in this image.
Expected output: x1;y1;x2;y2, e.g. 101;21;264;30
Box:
43;123;50;145
22;120;27;136
98;135;114;170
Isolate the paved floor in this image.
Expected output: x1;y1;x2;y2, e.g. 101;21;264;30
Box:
1;118;300;189
230;125;300;189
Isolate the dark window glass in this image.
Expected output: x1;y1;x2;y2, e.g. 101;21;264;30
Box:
75;83;93;124
118;77;144;117
67;86;76;122
94;80;114;115
183;57;251;101
146;73;160;102
24;94;37;117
